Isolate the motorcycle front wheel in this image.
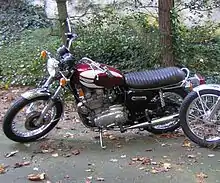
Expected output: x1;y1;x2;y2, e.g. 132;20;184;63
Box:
146;88;187;134
180;89;220;148
3;96;62;143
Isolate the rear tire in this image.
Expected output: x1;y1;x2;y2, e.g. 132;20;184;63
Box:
180;89;220;148
3;96;62;143
146;88;187;134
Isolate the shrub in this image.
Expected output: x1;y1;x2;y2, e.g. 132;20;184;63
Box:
0;29;61;87
72;8;161;72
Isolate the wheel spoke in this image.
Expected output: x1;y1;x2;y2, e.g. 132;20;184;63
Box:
186;93;220;142
11;100;57;138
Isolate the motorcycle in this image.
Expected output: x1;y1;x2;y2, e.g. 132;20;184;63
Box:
179;83;220;148
2;18;203;148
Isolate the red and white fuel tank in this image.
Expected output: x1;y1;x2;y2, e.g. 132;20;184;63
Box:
74;58;124;89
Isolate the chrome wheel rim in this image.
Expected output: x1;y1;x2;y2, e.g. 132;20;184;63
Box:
11;100;57;137
186;94;220;141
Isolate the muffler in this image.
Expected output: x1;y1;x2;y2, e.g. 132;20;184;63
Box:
126;114;179;130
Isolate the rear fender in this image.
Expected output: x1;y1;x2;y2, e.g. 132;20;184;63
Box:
193;84;220;94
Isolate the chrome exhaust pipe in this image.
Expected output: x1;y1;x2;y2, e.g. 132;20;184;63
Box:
126;114;179;130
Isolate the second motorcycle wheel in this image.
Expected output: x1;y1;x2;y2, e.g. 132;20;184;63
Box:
180;89;220;148
146;89;187;134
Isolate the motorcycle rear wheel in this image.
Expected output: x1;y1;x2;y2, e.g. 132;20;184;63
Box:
146;88;187;134
180;89;220;148
3;96;62;143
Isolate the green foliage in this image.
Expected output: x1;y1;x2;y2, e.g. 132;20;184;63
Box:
0;29;61;86
72;8;161;72
171;9;220;78
0;0;51;46
1;1;220;86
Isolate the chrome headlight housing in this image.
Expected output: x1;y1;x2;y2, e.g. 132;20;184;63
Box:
47;58;59;77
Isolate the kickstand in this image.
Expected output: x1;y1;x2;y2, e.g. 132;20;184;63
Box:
99;129;106;149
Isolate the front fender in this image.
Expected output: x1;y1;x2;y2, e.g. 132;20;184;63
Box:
21;88;51;100
21;88;64;118
193;84;220;93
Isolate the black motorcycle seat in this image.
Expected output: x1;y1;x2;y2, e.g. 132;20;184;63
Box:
124;67;185;89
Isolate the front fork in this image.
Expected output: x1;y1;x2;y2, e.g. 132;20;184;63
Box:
37;86;63;123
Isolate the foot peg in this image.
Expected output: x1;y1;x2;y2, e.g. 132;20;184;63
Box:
99;129;106;149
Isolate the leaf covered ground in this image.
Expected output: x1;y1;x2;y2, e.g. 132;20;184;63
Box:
0;87;220;183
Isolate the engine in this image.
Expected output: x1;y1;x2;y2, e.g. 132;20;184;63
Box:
77;88;128;128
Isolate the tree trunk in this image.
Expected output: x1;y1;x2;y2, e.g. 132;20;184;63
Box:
158;0;174;66
55;0;68;45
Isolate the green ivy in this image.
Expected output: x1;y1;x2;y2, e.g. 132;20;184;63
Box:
0;29;61;87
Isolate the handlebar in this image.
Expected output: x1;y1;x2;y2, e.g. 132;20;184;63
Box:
64;17;78;50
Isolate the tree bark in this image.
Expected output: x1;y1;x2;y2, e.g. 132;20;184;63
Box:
55;0;68;45
158;0;174;66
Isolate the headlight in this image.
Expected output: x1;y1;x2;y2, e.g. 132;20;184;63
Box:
47;58;59;77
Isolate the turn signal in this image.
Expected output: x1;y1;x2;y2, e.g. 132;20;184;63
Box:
78;88;85;97
60;78;67;87
189;82;193;91
40;50;47;59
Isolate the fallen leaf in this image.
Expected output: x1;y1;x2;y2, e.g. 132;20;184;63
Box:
109;135;117;140
5;150;19;158
141;157;151;165
151;168;159;174
52;153;59;157
163;163;171;169
64;154;71;157
145;148;153;152
131;156;151;165
87;176;93;180
121;155;126;158
41;148;54;153
208;154;215;157
161;143;167;147
64;175;69;179
33;167;39;171
139;167;145;170
196;172;208;183
24;144;31;147
85;169;93;172
110;159;118;163
151;162;157;165
97;177;105;181
159;133;177;138
182;139;191;147
0;165;6;174
14;161;30;168
64;132;74;138
72;149;80;155
187;154;196;158
86;179;91;183
28;173;46;181
151;167;169;174
196;172;208;178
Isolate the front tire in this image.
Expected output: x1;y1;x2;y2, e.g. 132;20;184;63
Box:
3;96;62;143
180;89;220;148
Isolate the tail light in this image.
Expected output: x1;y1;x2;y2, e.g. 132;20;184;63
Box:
195;73;206;85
